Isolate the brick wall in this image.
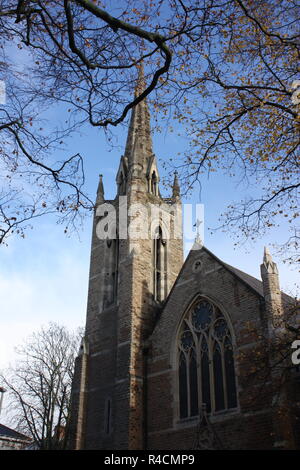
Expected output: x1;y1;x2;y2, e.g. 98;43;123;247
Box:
146;248;278;450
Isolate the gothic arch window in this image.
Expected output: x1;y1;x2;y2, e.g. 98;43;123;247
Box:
150;170;158;195
103;232;119;308
153;226;167;302
104;398;112;435
111;235;119;301
178;298;237;419
118;171;126;195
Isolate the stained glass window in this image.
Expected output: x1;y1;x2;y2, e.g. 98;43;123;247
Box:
179;352;188;419
153;226;167;302
178;298;237;418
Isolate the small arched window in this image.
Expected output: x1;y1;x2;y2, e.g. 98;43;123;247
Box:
153;226;167;302
118;172;126;195
178;298;237;419
151;170;157;195
111;235;119;301
104;398;112;435
103;234;119;308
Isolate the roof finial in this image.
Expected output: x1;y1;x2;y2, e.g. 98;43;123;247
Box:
172;170;180;198
96;174;104;204
263;246;272;264
261;246;278;275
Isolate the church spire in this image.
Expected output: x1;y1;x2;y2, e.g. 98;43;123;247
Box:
172;170;180;198
96;173;104;205
262;246;278;275
124;64;153;169
134;62;146;98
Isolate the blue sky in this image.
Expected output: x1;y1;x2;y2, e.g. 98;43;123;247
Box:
0;87;299;425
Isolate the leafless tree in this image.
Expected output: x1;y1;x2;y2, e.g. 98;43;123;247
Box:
0;0;173;243
0;322;83;449
159;0;299;264
0;1;298;262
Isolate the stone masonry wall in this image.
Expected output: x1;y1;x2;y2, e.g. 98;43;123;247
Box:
147;247;275;450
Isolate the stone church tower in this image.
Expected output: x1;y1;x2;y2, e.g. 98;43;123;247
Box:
70;67;183;450
69;68;299;451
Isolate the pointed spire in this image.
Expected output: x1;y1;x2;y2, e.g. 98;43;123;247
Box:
96;174;104;205
124;63;153;170
134;62;146;98
260;246;282;329
263;246;272;264
262;246;278;275
172;170;180;198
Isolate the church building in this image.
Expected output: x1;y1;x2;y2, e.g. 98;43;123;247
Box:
69;69;299;450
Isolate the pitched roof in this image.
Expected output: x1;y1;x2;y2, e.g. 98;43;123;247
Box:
152;245;295;334
191;246;265;298
164;245;294;312
222;262;264;297
220;262;293;306
203;247;293;303
0;423;31;441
